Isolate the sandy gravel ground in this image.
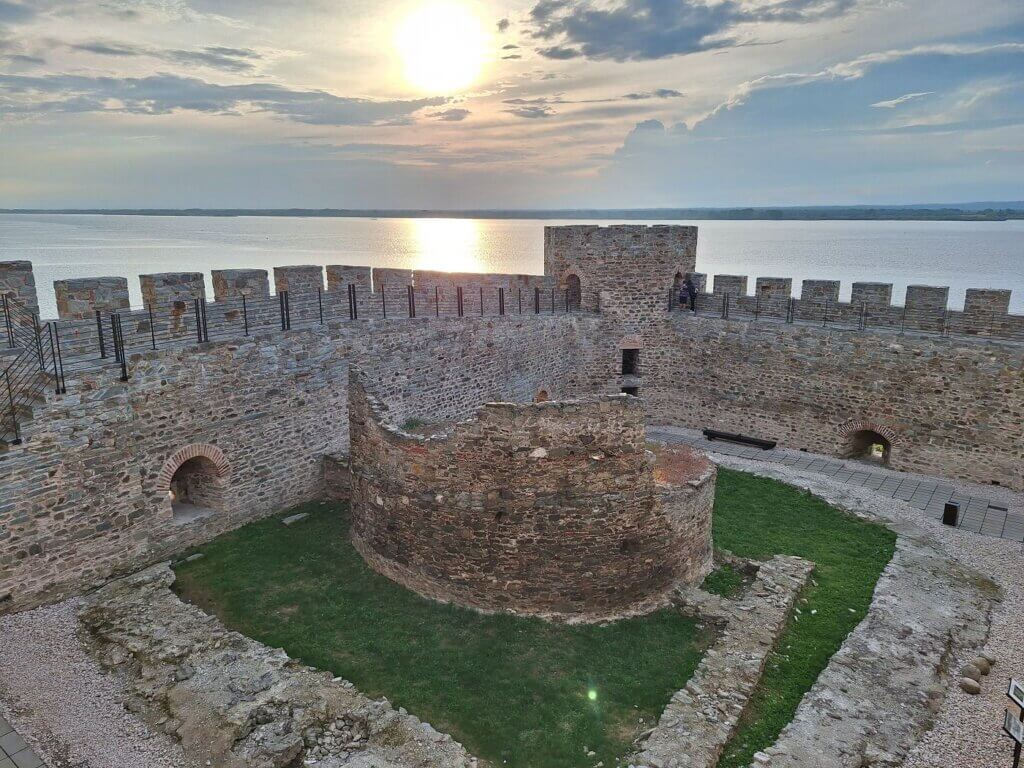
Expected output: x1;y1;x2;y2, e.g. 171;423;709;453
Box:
702;452;1024;768
0;597;198;768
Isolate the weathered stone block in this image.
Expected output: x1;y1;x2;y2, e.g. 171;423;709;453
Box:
325;265;371;292
211;269;270;301
851;282;893;307
801;280;840;304
273;265;323;296
140;273;205;308
713;275;748;296
0;261;38;313
53;277;130;319
755;277;792;299
963;288;1011;315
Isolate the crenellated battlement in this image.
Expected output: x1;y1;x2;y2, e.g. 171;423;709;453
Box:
0;261;566;323
679;272;1022;341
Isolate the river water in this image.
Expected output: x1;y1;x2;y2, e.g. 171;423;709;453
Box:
2;213;1022;318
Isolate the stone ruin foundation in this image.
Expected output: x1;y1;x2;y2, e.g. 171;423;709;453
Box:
348;369;716;619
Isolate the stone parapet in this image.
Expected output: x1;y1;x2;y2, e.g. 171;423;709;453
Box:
755;277;793;299
0;261;38;312
713;275;748;296
801;279;840;303
53;277;129;319
273;265;323;295
211;269;270;301
851;282;894;307
140;273;205;308
325;265;371;292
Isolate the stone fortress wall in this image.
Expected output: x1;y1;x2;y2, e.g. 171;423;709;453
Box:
544;226;1024;491
349;369;714;617
1;224;1023;613
0;278;591;611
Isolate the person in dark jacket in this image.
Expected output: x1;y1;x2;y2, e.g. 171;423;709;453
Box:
678;282;690;311
681;276;698;312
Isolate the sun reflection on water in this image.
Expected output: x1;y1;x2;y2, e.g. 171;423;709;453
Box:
409;218;484;274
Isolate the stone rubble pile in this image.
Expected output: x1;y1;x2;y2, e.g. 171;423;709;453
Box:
78;564;477;768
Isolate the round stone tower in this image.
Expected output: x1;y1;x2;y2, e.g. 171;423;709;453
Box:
348;369;715;620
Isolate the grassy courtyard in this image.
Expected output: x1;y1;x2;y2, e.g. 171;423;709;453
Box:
173;469;895;768
173;505;711;768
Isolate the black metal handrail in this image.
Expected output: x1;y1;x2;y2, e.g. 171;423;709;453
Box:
671;290;1024;342
2;282;583;403
0;296;64;444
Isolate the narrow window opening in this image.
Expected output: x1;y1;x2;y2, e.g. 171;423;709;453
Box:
621;348;640;376
621;386;639;397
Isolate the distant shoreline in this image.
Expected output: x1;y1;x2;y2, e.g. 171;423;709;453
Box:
2;206;1023;222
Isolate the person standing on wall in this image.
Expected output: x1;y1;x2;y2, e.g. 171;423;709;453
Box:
679;276;698;313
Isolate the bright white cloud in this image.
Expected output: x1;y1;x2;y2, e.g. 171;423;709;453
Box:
871;91;934;108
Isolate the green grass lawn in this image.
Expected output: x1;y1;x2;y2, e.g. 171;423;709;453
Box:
173;504;711;768
701;563;752;599
172;468;895;768
713;469;896;767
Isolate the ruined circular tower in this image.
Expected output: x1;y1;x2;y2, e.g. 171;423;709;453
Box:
348;370;715;619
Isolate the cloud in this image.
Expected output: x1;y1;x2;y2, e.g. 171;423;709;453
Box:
502;44;519;50
430;107;470;121
0;73;446;125
68;40;264;72
537;45;581;60
505;104;557;118
700;42;1024;126
71;41;143;56
871;91;934;109
497;17;510;32
163;46;262;72
624;88;683;100
529;0;862;62
0;0;34;23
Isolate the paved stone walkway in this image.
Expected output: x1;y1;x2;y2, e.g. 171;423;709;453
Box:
0;715;43;768
650;426;1024;543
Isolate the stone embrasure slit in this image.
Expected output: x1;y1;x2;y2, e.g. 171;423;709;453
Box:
631;554;815;768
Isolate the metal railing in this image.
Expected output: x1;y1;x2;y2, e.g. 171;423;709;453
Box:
1;282;585;416
669;289;1024;342
1;295;64;444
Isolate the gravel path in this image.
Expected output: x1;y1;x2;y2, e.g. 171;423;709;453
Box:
697;452;1023;768
0;598;199;768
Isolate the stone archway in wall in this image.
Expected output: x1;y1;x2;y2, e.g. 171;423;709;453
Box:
838;421;898;466
157;443;231;524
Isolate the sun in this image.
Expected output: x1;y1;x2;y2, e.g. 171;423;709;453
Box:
394;1;490;94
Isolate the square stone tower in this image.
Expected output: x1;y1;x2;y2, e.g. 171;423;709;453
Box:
544;225;697;332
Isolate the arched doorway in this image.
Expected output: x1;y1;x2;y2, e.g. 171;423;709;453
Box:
534;389;550;403
158;444;230;523
565;274;582;311
844;430;892;465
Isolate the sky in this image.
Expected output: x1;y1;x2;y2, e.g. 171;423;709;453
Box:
0;0;1023;208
